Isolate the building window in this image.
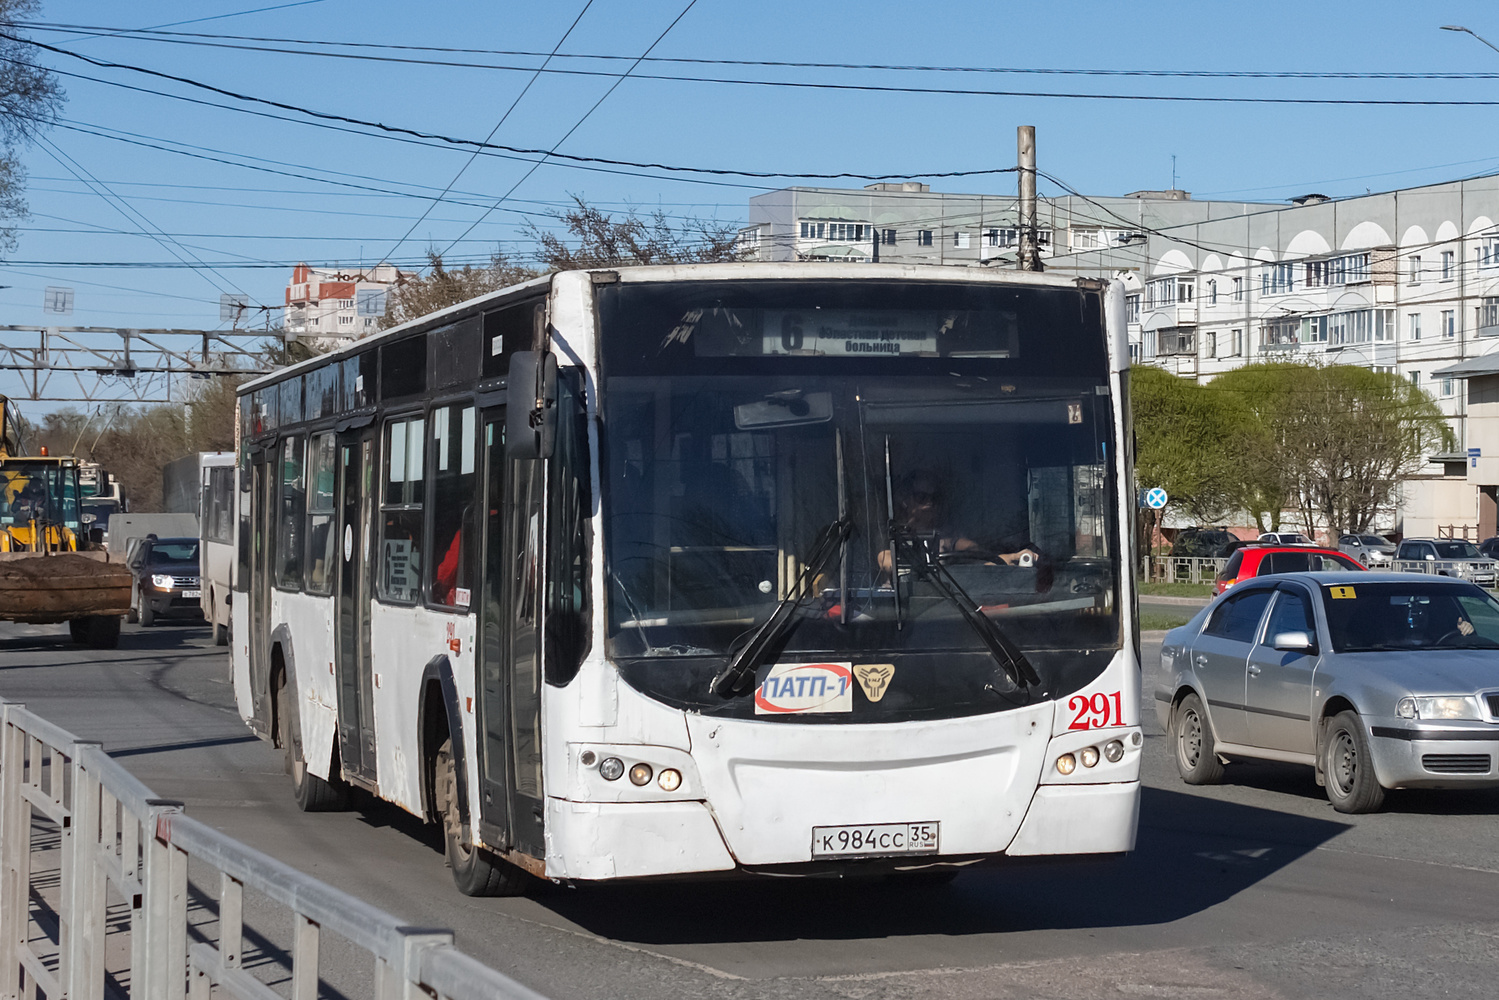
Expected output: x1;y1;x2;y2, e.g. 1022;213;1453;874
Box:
1155;328;1196;356
1374;308;1397;341
1262;263;1294;295
338;314;354;325
1408;255;1423;285
1408;313;1422;341
828;223;866;242
338;298;354;308
1410;371;1421;387
1442;309;1456;338
1442;250;1455;280
1442;377;1455;397
952;232;970;249
1482;297;1499;330
1232;276;1243;301
1230;329;1244;356
1481;237;1499;270
880;228;896;245
1304;253;1370;287
1204;331;1217;359
1071;228;1104;251
1206;279;1217;305
799;221;827;240
918;230;933;247
1178;279;1194;303
1260;317;1302;348
1145;277;1177;309
1125;294;1141;324
986;227;1017;247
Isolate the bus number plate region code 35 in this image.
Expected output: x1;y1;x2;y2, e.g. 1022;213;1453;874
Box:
811;822;939;859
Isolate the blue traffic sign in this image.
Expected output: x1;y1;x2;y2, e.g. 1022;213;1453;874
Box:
1142;487;1169;510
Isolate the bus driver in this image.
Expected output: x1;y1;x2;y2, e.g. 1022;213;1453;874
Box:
877;470;1039;575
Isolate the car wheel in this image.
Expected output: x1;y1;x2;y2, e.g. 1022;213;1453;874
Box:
437;738;529;896
138;598;154;628
1322;711;1385;814
1172;692;1225;784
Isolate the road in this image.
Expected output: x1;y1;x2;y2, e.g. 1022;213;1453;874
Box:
3;619;1498;999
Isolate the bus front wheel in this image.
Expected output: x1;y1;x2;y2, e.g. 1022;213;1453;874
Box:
276;680;350;812
436;738;528;897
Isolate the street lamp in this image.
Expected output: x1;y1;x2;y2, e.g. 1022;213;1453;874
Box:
1442;24;1499;56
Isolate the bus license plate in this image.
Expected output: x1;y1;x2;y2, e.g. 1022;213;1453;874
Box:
811;822;939;858
183;589;201;599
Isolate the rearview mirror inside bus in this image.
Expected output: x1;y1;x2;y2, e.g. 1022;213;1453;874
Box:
507;350;558;460
734;390;832;429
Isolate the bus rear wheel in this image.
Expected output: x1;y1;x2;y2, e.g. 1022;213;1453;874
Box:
436;738;528;897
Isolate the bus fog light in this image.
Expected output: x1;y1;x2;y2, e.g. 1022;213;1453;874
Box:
1056;753;1077;775
1131;731;1142;746
1104;740;1124;763
599;757;624;781
657;768;682;792
629;763;653;786
579;750;597;767
1080;746;1100;768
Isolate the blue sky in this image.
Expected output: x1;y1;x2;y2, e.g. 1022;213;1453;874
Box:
8;0;1499;341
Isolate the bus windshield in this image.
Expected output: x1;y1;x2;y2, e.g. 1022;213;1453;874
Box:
598;279;1120;722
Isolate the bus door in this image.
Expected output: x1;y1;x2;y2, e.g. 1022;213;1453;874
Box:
249;451;274;731
334;428;378;784
475;407;546;859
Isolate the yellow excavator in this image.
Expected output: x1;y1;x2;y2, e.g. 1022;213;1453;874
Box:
0;397;132;648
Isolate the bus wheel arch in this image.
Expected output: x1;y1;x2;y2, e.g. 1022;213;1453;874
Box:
417;656;465;824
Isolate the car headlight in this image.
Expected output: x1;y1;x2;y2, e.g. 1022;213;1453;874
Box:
1398;695;1481;720
150;573;174;590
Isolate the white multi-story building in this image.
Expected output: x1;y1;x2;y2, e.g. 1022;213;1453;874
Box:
283;262;408;341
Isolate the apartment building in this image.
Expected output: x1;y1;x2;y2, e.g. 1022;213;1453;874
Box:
283;262;407;341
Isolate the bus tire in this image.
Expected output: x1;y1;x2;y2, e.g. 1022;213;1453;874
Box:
276;682;350;812
437;738;528;897
84;615;121;650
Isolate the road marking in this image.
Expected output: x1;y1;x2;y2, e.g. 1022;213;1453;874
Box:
1316;843;1499;877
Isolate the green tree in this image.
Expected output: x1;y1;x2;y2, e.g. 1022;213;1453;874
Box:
1212;361;1451;536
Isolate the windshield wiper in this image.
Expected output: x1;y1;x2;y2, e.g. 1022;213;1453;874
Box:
893;531;1043;692
711;515;853;697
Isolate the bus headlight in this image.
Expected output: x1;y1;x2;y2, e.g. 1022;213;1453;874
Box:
1055;753;1077;775
657;768;682;792
629;763;653;786
1104;740;1125;762
598;757;624;781
151;573;174;590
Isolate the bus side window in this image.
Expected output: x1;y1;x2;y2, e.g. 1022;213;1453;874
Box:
379;416;425;603
274;436;305;591
427;404;477;609
304;432;338;595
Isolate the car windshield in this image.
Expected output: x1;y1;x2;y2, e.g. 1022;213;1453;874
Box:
1434;541;1482;559
1323;582;1499;651
1359;535;1387;546
148;541;198;564
598;278;1120;722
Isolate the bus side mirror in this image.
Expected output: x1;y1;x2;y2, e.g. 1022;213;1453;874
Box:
507;350;558;460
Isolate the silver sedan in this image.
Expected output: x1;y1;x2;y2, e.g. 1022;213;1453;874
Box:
1155;571;1499;813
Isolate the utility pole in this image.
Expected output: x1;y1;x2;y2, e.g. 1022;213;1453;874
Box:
1017;125;1043;272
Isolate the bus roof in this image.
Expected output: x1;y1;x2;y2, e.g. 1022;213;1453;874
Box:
240;262;1106;395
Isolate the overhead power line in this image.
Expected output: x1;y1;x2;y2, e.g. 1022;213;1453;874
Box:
0;35;1021;182
20;21;1499;81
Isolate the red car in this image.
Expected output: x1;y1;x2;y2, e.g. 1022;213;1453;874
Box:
1213;545;1365;595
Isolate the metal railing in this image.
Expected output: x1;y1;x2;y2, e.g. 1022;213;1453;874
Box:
1142;556;1227;584
0;700;551;1000
1390;558;1498;583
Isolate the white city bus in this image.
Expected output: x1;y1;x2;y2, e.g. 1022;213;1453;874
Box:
231;263;1140;894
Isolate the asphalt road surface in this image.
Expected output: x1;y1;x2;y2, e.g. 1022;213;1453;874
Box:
2;619;1498;1000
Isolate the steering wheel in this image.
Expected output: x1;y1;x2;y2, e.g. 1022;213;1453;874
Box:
1433;628;1471;647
